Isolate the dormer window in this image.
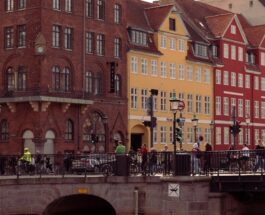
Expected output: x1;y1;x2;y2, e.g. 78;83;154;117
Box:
194;43;208;58
230;25;236;34
130;30;147;46
169;18;176;31
212;45;218;58
246;52;256;65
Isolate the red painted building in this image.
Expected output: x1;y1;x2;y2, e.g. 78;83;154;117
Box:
0;0;128;155
172;0;265;149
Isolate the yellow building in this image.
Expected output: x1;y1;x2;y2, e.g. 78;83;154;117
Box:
127;2;214;152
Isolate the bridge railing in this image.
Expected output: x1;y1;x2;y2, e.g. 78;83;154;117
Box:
0;150;264;178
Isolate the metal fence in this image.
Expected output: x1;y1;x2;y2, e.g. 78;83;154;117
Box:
0;150;265;178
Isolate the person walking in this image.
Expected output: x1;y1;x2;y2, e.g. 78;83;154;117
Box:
19;147;32;173
241;144;250;173
203;143;212;175
192;143;201;175
140;144;148;175
254;139;265;172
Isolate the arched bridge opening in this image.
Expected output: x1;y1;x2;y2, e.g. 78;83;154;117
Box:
42;194;116;215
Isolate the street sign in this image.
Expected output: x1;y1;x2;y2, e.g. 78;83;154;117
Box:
177;101;185;111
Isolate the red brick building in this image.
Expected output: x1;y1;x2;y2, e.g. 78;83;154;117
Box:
0;0;128;154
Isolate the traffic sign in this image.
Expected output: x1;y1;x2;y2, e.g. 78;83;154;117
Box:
177;101;185;111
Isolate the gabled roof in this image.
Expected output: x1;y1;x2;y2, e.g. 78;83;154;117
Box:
205;14;234;37
145;4;174;31
244;25;265;47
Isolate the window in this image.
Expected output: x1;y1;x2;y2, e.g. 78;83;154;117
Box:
205;96;210;114
160;62;166;78
231;72;236;87
261;102;265;119
223;71;229;86
114;74;120;95
114;37;121;58
52;25;61;48
238;73;243;88
5;0;14;11
85;71;93;93
114;4;121;24
131;56;138;73
141;89;148;110
17;66;26;90
231;45;236;60
160;35;166;48
178;39;185;52
160;91;166;111
196;95;202;113
141;58;147;75
94;72;102;95
18;0;26;9
53;0;60;10
255;129;260;145
179;64;184;80
160;126;167;144
65;0;72;12
169;18;176;31
215;69;221;84
254;76;259;90
151;60;157;76
216;96;221;115
194;43;207;57
169;63;176;79
231;98;236;114
7;67;14;91
153;127;157;144
230;25;236;34
238;47;243;61
187;65;193;81
245;100;250;117
130;30;147;46
65;119;73;140
261;52;265;66
97;0;105;20
0;120;9;141
96;34;105;55
52;66;60;90
4;26;14;49
223;97;229;116
195;67;201;82
153;95;158;111
254;101;259;118
86;0;93;17
17;25;26;47
238;99;243;117
245;74;250;88
204;68;210;83
86;32;93;54
212;45;218;57
224;127;229;144
170;38;176;50
131;88;137;109
187;94;193;113
64;27;73;50
205;128;211;144
223;43;229;59
216;127;221;145
61;67;71;91
261;78;265;91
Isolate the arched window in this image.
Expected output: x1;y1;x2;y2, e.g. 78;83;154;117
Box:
62;67;71;92
65;119;74;140
1;119;9;141
114;74;121;95
7;67;14;91
52;66;60;90
85;71;93;94
17;65;26;90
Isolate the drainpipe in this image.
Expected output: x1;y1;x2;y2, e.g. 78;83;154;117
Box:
134;187;139;215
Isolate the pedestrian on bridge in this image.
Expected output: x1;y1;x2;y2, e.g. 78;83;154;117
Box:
115;140;125;154
254;139;265;172
192;143;201;175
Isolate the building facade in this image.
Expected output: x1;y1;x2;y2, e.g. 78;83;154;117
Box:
0;0;128;155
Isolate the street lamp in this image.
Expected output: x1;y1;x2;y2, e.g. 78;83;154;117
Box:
192;114;199;143
246;114;250;145
169;96;180;176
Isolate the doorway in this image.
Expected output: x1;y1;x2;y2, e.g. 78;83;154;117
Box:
131;133;142;151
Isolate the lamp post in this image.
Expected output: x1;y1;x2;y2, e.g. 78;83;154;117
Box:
246;114;250;145
210;120;214;150
192;114;199;143
169;97;180;176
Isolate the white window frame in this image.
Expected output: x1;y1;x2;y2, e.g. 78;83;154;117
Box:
187;65;193;81
169;63;176;79
238;47;243;61
254;101;259;118
170;38;176;50
223;43;229;59
245;74;250;88
238;99;243;117
231;72;236;87
179;64;185;80
216;69;221;84
141;58;148;75
223;71;229;86
223;97;229;116
151;60;157;76
216;127;221;145
131;56;138;74
238;73;243;88
231;45;236;60
160;62;167;78
216;96;221;115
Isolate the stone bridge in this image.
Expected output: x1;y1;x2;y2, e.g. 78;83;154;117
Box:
0;175;265;215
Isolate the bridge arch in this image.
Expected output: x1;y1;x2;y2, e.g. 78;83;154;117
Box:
42;194;116;215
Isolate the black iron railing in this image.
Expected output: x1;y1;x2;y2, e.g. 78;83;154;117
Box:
0;150;264;178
